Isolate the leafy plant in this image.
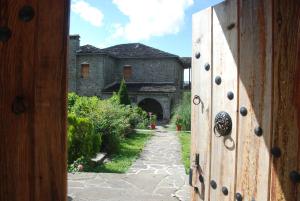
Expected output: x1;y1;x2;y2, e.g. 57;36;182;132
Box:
67;114;102;164
175;115;183;126
150;114;157;125
118;79;131;105
171;92;191;130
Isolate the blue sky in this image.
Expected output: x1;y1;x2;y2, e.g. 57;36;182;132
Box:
70;0;224;57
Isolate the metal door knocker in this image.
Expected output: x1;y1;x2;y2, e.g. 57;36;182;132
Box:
193;95;201;105
214;111;232;137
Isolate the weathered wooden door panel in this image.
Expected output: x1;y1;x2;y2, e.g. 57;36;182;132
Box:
191;0;300;201
210;1;238;200
236;0;273;200
270;1;300;201
191;7;212;201
0;1;69;201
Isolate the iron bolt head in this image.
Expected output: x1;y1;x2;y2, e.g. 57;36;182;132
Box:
236;192;243;201
215;76;222;85
204;63;210;71
222;186;228;195
210;180;217;189
227;91;234;100
271;147;281;158
289;171;300;183
195;52;201;59
19;5;35;22
199;175;204;183
12;96;26;115
240;107;248;116
254;127;263;136
0;27;12;42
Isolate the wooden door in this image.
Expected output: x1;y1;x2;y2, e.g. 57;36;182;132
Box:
191;0;300;201
0;1;69;201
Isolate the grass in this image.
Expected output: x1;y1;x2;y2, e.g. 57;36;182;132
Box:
93;130;152;173
178;131;191;174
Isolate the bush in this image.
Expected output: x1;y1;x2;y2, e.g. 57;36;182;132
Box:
171;92;191;130
67;93;149;155
67;114;102;164
118;79;131;105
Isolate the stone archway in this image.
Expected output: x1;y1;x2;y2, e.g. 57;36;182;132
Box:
138;98;164;120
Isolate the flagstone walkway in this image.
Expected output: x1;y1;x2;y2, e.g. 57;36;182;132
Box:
68;126;190;201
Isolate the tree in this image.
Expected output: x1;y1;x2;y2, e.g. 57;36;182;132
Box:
118;79;131;105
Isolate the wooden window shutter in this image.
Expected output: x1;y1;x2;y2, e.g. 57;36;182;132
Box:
123;65;132;80
81;63;90;79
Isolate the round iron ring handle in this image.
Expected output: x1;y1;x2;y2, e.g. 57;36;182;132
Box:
193;95;201;105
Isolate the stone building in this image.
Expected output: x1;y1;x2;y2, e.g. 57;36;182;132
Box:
68;35;191;120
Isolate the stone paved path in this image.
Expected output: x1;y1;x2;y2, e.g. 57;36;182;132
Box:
68;126;190;201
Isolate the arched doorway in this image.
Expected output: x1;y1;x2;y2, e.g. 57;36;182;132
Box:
138;98;164;120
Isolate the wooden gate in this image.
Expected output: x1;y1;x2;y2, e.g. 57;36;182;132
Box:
191;0;300;201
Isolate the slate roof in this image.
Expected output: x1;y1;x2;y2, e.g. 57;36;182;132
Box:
179;57;191;68
76;42;191;68
102;82;177;93
77;43;178;58
102;43;178;58
77;45;104;54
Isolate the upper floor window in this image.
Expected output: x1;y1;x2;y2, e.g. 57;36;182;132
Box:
123;65;132;80
81;63;89;79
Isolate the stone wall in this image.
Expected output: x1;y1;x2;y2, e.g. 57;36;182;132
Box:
68;35;80;92
103;55;116;86
75;54;105;97
114;58;182;85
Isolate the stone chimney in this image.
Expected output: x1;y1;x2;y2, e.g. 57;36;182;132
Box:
68;35;80;92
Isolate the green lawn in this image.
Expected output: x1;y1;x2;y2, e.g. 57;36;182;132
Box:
93;130;152;173
178;131;191;174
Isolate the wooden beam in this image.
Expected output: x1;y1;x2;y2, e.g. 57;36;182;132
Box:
0;1;69;201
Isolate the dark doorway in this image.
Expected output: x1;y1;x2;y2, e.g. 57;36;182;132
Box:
138;98;164;120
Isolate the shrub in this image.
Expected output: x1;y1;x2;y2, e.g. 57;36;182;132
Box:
67;92;79;112
171;92;191;130
67;93;149;155
118;79;131;105
67;114;102;164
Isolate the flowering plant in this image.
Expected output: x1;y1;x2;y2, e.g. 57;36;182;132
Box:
175;115;183;126
149;114;157;125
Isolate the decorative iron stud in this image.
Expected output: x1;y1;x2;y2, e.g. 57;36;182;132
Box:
214;111;232;137
235;192;243;201
240;107;248;116
227;91;234;100
204;63;210;71
199;175;204;183
12;96;26;115
19;5;35;22
254;126;263;136
289;171;300;183
195;52;201;59
0;27;12;42
210;180;217;189
271;147;281;158
215;76;222;85
222;186;228;195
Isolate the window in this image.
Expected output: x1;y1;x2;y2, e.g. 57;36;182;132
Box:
81;63;89;79
123;65;132;80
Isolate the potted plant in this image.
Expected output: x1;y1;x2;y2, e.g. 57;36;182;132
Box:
149;114;157;129
175;115;183;131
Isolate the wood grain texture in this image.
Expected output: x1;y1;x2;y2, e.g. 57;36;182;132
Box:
235;0;273;200
0;0;69;201
191;7;212;201
210;1;238;201
270;0;300;200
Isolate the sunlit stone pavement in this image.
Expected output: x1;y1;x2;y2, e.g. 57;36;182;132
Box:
68;126;190;201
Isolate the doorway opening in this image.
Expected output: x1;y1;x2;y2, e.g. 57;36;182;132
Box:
138;98;164;120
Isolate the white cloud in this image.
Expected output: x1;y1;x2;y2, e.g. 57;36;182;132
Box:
71;0;104;27
112;0;193;41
